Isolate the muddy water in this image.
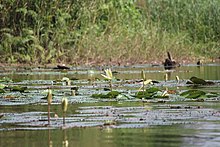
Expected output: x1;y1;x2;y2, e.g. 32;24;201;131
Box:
0;64;220;147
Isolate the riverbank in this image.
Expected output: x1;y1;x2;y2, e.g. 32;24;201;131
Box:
1;0;220;65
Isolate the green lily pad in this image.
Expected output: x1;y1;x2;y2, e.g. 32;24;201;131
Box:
135;91;154;99
8;86;27;92
0;89;5;93
0;84;6;89
180;90;206;99
134;87;168;99
145;87;160;93
206;92;219;98
189;77;207;85
187;76;214;85
91;91;120;99
0;77;13;83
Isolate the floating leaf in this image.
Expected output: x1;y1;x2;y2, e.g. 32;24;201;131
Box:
145;87;160;93
135;91;154;99
0;77;13;83
0;89;5;93
189;77;207;85
8;86;27;92
180;90;206;99
0;84;6;89
135;87;165;99
92;91;120;99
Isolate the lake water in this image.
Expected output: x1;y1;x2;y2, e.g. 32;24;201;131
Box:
0;64;220;147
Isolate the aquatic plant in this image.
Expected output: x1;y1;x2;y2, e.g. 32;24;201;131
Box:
141;70;146;91
62;77;71;86
176;76;180;84
187;76;214;85
0;77;13;83
101;69;114;92
137;70;153;95
180;89;218;99
47;89;52;125
92;91;120;99
61;97;68;125
8;85;27;92
135;87;169;99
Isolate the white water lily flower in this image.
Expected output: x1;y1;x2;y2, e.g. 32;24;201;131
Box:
143;79;153;85
62;77;70;81
101;69;113;80
161;90;169;97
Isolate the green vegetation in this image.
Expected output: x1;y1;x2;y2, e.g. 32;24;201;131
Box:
1;0;220;64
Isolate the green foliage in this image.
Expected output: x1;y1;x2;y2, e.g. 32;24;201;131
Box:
180;90;206;99
187;76;215;85
8;85;27;92
1;0;220;64
0;77;13;83
180;89;219;99
135;87;169;99
92;91;120;99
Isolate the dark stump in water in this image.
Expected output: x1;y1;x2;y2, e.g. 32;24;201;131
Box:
54;64;70;69
163;52;179;70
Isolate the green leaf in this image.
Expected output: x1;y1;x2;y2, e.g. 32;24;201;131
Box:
8;86;27;92
145;87;160;93
0;89;5;93
0;84;6;89
91;91;120;99
180;90;206;99
189;77;207;85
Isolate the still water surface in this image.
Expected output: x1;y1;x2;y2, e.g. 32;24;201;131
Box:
0;64;220;147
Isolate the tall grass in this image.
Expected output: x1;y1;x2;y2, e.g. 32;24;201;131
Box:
0;0;220;64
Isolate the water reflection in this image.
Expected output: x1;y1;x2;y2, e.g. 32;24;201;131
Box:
62;129;68;147
48;129;53;147
0;65;220;81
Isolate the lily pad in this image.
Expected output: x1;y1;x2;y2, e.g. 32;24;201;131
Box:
188;76;214;85
8;86;27;92
0;89;5;93
0;84;6;89
145;87;160;93
180;90;206;99
134;87;168;99
0;77;13;83
91;91;120;99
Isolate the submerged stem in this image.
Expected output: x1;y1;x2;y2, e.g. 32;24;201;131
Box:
110;80;113;92
48;104;50;125
63;112;66;125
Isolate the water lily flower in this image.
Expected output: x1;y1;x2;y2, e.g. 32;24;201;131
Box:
141;70;146;81
47;89;52;125
101;69;113;80
47;89;52;105
61;97;68;125
101;68;114;91
62;97;68;113
138;79;153;92
62;77;71;86
176;76;180;83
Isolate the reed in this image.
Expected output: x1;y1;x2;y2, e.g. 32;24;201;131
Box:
0;0;220;64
